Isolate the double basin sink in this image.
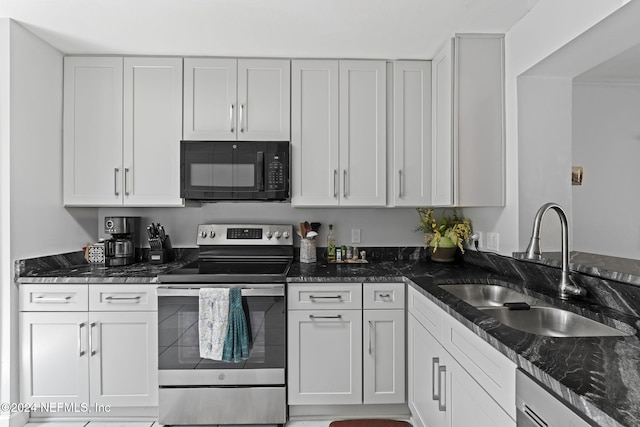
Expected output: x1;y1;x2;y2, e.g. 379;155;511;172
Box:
439;284;632;337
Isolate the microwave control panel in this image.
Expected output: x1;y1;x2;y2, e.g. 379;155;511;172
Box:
267;153;286;191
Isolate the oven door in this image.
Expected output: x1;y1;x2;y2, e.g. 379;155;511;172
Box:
180;140;289;200
157;285;285;386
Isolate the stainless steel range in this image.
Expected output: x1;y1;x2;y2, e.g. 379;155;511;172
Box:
157;224;292;426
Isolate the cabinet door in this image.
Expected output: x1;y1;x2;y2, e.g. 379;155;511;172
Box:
363;309;405;404
183;58;237;140
455;35;505;207
339;60;386;206
20;312;89;404
89;311;158;407
63;57;123;206
393;61;433;206
287;309;362;405
408;313;444;427
291;60;340;206
431;40;454;206
237;59;290;141
123;57;183;206
444;353;515;427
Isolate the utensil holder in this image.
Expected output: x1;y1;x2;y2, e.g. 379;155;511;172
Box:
300;238;317;263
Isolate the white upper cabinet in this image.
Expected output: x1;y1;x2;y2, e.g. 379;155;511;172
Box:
291;60;340;206
123;57;183;206
392;61;433;207
63;57;124;206
64;56;183;207
183;58;290;141
432;34;505;207
291;59;386;207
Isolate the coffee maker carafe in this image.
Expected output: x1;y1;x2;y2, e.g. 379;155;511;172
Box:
104;216;140;266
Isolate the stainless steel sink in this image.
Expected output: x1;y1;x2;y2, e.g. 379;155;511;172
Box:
439;284;632;337
439;284;544;307
479;306;630;337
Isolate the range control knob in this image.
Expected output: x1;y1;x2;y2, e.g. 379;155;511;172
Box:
209;230;216;238
274;231;282;239
200;230;207;238
265;231;273;239
283;231;290;239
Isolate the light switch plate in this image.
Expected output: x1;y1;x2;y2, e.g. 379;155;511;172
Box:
351;228;361;244
487;232;499;251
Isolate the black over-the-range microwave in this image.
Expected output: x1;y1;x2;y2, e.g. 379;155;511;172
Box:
180;140;290;201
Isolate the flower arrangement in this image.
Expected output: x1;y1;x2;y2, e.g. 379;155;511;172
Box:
416;208;472;253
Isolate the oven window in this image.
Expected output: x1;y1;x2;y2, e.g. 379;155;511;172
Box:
158;295;285;370
190;163;255;188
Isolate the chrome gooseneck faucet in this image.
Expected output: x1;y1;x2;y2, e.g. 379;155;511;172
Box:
525;202;586;299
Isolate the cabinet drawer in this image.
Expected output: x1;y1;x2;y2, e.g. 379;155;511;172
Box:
288;283;362;310
407;286;441;337
363;282;405;309
19;284;88;311
440;310;516;419
89;284;157;311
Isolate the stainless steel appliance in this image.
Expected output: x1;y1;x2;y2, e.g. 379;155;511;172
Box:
180;141;290;201
516;370;592;427
103;216;140;266
157;223;293;426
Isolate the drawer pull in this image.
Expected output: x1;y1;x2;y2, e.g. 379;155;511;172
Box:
309;314;342;320
438;365;447;411
432;357;440;400
309;295;343;301
378;293;391;299
35;296;72;303
104;296;142;302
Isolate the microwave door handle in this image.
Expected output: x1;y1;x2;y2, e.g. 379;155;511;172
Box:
256;151;265;191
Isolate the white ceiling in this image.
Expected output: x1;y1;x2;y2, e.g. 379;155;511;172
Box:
0;0;539;58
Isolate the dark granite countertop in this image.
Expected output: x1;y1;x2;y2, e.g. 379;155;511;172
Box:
15;250;640;426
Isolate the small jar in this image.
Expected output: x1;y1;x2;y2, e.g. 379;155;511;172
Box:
336;248;342;261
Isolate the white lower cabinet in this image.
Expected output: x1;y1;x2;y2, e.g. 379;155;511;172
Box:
19;284;158;411
408;287;516;427
287;282;405;407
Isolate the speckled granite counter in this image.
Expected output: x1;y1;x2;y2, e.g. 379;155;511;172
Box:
16;249;640;426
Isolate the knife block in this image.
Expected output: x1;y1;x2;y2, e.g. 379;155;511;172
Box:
150;235;174;264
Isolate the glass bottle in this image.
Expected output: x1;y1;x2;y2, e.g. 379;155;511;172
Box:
327;224;336;262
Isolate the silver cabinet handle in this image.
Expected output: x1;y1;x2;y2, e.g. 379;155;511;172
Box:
523;405;548;427
89;322;96;356
438;365;447;411
398;170;403;198
378;293;391;299
343;170;348;198
124;168;130;196
79;322;86;357
309;314;342;319
368;320;375;355
105;296;141;302
230;104;235;133
432;357;440;400
35;296;71;303
114;168;120;196
240;104;245;132
309;295;343;301
333;169;338;198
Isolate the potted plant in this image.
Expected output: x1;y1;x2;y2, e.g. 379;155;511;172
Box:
416;208;472;262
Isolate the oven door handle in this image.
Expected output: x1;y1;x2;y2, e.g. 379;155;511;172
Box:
156;286;284;297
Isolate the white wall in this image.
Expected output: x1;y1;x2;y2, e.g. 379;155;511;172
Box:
572;82;640;258
0;20;98;427
99;204;431;248
463;0;632;256
0;18;12;427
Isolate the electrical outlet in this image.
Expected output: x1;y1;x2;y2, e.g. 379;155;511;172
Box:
487;232;499;251
351;228;361;244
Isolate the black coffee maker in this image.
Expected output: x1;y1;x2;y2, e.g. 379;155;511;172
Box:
104;216;140;266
